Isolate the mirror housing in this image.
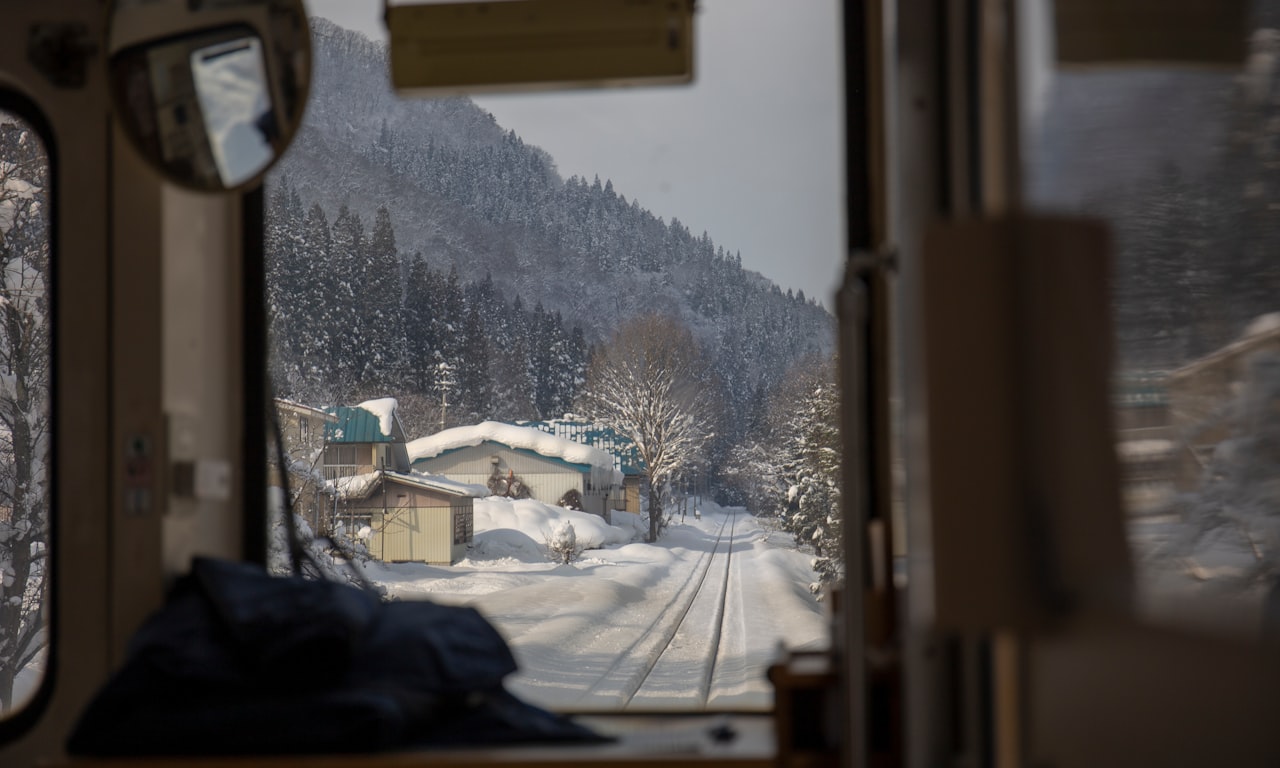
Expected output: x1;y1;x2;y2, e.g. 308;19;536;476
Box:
108;0;310;192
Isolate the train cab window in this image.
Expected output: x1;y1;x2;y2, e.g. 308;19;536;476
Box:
1024;8;1280;635
268;0;843;711
0;110;51;718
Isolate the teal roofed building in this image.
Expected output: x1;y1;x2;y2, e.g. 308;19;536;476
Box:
322;397;410;480
407;421;625;517
517;418;644;514
517;419;644;474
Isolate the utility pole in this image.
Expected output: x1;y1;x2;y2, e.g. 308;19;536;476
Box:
437;361;456;430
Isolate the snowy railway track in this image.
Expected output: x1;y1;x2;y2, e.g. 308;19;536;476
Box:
434;502;827;712
607;509;740;710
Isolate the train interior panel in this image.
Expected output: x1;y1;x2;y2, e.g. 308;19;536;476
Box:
0;0;1278;766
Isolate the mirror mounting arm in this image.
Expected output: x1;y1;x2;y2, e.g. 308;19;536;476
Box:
28;23;98;89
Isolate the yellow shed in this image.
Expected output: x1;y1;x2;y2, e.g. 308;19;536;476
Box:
335;471;485;565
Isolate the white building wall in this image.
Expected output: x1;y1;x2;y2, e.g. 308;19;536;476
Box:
413;442;619;514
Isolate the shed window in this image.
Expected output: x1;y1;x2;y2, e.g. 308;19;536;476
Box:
454;508;473;545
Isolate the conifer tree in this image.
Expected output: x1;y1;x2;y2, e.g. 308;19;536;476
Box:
360;207;407;395
326;205;366;399
402;256;440;395
456;301;492;421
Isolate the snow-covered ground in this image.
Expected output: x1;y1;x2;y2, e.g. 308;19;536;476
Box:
362;498;828;711
1128;514;1271;636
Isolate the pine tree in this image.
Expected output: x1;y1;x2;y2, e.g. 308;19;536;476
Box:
294;203;335;402
455;301;492;421
403;255;440;395
266;177;306;394
769;356;842;586
325;205;366;400
359;207;407;395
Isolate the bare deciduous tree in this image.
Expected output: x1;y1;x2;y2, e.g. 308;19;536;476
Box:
577;314;715;542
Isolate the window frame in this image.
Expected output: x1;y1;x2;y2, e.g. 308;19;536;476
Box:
0;88;60;743
255;0;866;727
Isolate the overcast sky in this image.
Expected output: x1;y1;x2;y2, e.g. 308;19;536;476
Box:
303;0;845;306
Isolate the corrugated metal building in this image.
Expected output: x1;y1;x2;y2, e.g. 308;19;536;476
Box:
411;441;618;515
337;471;483;565
518;419;644;514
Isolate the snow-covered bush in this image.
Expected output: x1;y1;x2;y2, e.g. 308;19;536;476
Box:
558;488;583;511
545;520;583;565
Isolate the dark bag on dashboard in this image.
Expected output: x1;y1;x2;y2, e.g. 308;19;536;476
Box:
66;557;605;755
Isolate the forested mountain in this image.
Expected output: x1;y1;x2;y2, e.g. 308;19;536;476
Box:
266;18;833;444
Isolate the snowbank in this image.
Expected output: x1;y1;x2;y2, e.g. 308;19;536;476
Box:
608;510;648;540
474;497;635;553
1117;439;1176;459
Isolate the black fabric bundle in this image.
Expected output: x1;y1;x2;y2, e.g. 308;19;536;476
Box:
67;557;606;755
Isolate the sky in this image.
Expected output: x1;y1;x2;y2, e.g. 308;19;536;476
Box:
302;0;845;307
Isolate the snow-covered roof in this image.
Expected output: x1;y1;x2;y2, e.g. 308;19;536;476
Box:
517;418;645;474
329;470;487;501
388;471;488;498
331;471;381;500
357;398;399;439
1245;313;1280;337
1170;313;1280;381
326;398;402;443
274;398;336;420
407;421;618;473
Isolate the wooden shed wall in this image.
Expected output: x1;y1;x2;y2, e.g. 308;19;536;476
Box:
373;502;471;565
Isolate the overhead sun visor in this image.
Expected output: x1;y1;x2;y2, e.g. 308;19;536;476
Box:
1055;0;1249;67
386;0;695;96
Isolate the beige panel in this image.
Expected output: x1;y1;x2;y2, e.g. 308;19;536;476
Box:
415;444;594;507
523;474;579;506
161;187;243;573
377;507;455;565
110;104;166;662
1030;620;1280;765
425;508;452;564
923;216;1131;631
0;2;112;765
